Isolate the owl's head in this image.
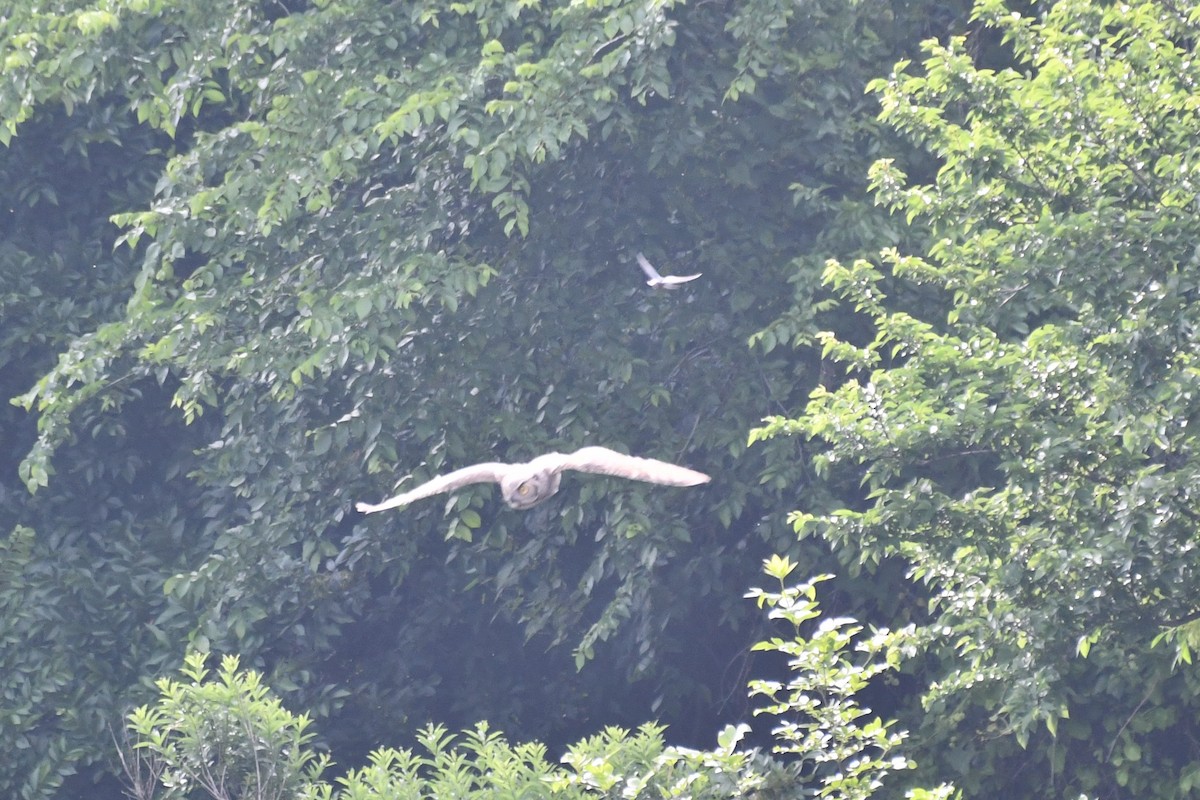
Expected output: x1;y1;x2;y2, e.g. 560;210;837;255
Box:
499;468;562;509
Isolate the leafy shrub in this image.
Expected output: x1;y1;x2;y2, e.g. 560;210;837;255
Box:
119;561;950;799
120;653;330;800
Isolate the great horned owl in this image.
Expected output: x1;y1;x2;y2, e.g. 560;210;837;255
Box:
636;252;702;288
356;446;710;514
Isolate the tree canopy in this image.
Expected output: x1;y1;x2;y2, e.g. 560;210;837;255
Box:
8;0;1200;798
1;0;953;795
759;0;1200;795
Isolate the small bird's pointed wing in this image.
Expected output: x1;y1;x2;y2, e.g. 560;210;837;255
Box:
558;446;710;486
356;462;509;514
635;252;663;281
658;273;702;285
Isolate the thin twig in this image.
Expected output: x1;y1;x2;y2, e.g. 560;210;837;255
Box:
1106;678;1160;761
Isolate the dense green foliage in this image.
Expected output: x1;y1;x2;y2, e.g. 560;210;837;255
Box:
120;654;330;799
754;0;1200;795
1;0;959;796
119;564;934;800
9;0;1200;798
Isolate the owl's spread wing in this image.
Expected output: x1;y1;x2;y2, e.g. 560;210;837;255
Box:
635;252;663;281
356;462;509;514
557;446;710;486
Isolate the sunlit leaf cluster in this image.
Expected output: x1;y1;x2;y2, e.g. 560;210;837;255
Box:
757;0;1200;795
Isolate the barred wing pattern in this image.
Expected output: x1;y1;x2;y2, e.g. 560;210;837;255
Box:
356;463;508;514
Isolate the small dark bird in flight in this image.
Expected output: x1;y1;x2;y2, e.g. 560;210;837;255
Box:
636;252;702;289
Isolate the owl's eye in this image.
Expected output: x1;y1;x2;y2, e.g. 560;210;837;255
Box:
517;483;531;495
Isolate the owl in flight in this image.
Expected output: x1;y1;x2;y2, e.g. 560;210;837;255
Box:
636;252;702;289
356;446;710;514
